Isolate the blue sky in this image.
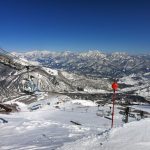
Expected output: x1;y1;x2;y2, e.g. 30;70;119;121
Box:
0;0;150;53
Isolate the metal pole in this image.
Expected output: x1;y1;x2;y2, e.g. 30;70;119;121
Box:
125;107;129;123
111;90;116;128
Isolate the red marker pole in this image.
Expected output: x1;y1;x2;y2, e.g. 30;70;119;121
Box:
111;82;118;128
111;89;116;128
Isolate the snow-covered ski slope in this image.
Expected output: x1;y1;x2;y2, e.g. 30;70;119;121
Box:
59;119;150;150
0;93;150;150
0;93;111;150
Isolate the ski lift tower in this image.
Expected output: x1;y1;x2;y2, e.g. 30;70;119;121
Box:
26;66;30;79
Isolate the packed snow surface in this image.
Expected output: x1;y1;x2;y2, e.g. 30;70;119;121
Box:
60;118;150;150
71;99;97;106
0;93;150;150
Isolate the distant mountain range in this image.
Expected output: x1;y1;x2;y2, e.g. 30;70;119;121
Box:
0;50;149;104
12;50;150;78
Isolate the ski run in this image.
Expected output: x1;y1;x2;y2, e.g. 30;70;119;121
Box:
0;92;150;150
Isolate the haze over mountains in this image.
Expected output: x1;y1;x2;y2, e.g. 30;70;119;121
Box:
12;50;150;78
